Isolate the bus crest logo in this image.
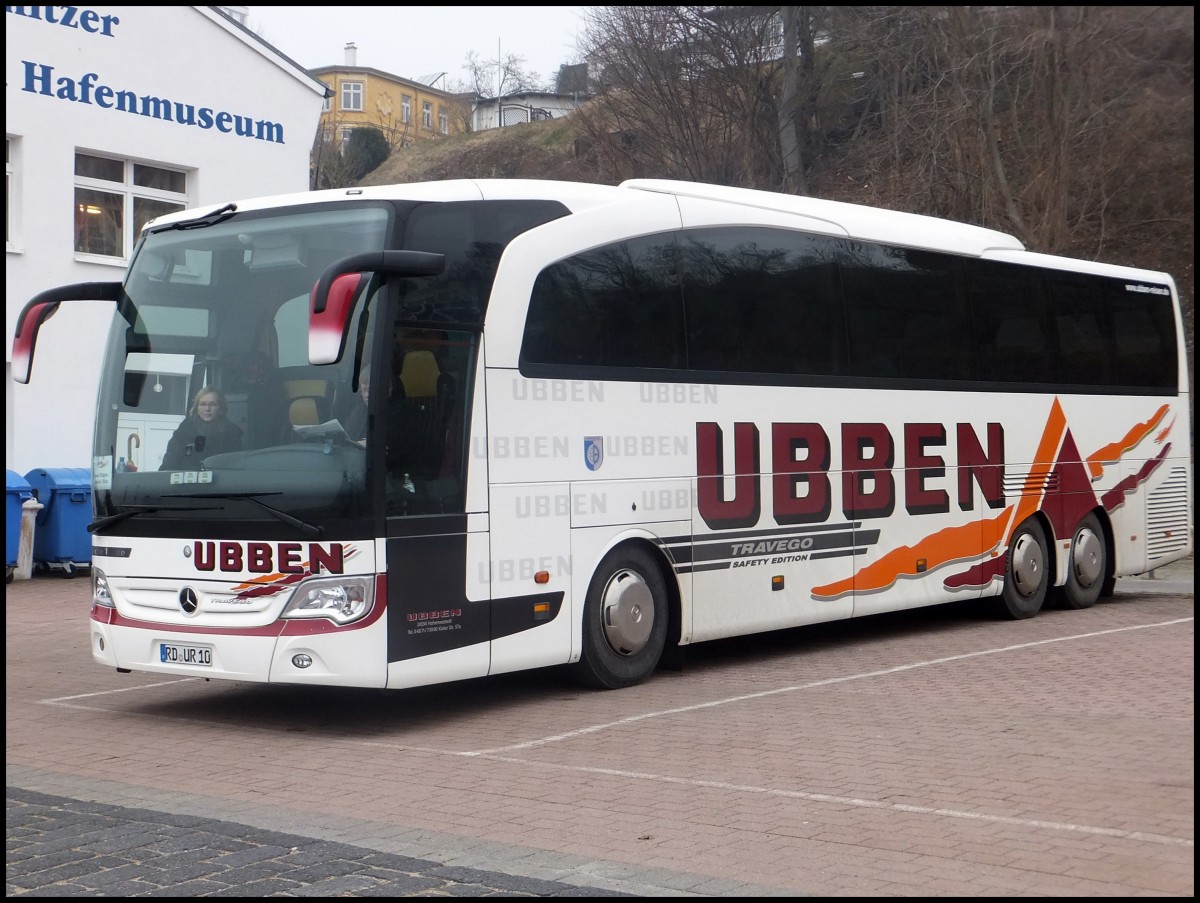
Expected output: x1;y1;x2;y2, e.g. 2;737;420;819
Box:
584;437;604;471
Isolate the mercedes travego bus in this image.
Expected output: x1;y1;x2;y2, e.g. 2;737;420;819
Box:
13;178;1193;691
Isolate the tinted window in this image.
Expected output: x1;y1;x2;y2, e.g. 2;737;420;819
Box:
842;244;973;380
519;225;1176;394
682;227;845;376
1109;282;1177;388
399;200;568;324
968;259;1056;383
524;234;684;368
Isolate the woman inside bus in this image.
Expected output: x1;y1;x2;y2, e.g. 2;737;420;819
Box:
159;387;244;470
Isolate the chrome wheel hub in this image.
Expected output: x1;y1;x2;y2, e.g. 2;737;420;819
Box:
600;568;654;656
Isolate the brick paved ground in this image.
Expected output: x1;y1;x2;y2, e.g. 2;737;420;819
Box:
6;554;1193;897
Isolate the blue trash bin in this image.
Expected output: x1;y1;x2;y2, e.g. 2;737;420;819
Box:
23;467;93;577
6;470;33;581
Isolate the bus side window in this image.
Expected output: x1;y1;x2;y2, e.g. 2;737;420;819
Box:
1109;287;1176;388
1047;273;1113;386
968;259;1055;385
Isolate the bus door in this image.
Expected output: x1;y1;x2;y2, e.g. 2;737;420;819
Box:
382;326;492;689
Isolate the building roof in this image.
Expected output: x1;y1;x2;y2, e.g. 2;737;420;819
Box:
309;64;459;99
204;6;329;97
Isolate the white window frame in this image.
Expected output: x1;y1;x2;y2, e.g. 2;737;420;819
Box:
5;135;17;250
439;106;449;135
422;101;433;130
341;80;365;112
401;95;411;124
73;152;189;262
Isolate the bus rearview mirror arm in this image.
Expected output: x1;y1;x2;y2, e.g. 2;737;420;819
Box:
11;282;123;384
308;251;445;366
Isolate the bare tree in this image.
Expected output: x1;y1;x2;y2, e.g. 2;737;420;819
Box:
821;6;1192;257
463;51;548;98
309;117;354;191
576;6;836;193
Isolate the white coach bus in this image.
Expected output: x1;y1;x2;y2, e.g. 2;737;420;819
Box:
13;178;1193;690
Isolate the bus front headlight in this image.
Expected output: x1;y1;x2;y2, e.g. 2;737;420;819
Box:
280;575;374;625
93;567;114;608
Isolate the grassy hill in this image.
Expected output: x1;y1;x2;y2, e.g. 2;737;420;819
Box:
358;118;604;187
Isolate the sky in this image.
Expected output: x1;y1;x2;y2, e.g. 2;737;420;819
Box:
245;7;590;91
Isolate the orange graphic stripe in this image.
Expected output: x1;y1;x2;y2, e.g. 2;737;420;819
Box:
1011;396;1066;529
811;510;1012;600
232;572;293;590
230;546;360;591
1086;403;1169;480
811;398;1067;601
1155;415;1176;445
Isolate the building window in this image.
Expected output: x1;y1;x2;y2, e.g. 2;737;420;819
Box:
439;106;449;134
5;136;14;247
341;81;364;112
74;153;188;259
422;101;432;130
401;95;411;124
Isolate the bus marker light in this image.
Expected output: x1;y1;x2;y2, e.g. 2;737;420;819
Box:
772;576;784;591
533;602;551;620
292;654;313;669
916;558;927;573
534;570;550;584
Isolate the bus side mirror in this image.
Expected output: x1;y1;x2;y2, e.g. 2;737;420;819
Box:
308;250;445;366
12;282;123;383
309;273;367;366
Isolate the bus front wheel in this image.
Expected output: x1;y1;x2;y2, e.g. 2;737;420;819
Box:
572;546;668;690
994;517;1049;620
1057;512;1107;610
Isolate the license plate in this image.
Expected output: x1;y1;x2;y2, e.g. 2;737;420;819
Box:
159;642;212;667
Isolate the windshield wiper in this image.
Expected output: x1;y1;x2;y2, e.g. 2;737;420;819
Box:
148;202;238;233
172;492;324;537
89;504;219;533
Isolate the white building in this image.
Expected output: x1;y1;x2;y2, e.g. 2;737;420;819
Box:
5;6;327;474
471;91;584;132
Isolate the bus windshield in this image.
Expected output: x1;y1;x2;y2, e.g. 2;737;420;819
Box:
92;204;392;536
89;196;570;538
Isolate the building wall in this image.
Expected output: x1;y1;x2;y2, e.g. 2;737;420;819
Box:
313;65;467;149
5;6;326;474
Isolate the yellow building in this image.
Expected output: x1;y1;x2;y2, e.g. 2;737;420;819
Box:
311;43;466;151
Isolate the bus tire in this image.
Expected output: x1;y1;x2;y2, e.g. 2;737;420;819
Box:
572;546;668;690
1058;512;1106;610
994;516;1049;620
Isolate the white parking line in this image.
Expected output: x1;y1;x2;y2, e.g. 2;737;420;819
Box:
466;617;1194;755
472;753;1195;848
43;677;200;703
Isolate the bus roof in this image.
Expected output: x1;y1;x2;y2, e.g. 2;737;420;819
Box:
620;178;1026;257
142;178;1169;283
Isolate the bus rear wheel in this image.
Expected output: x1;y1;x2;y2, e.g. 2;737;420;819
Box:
994;516;1049;620
1057;512;1106;610
572;546;668;690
